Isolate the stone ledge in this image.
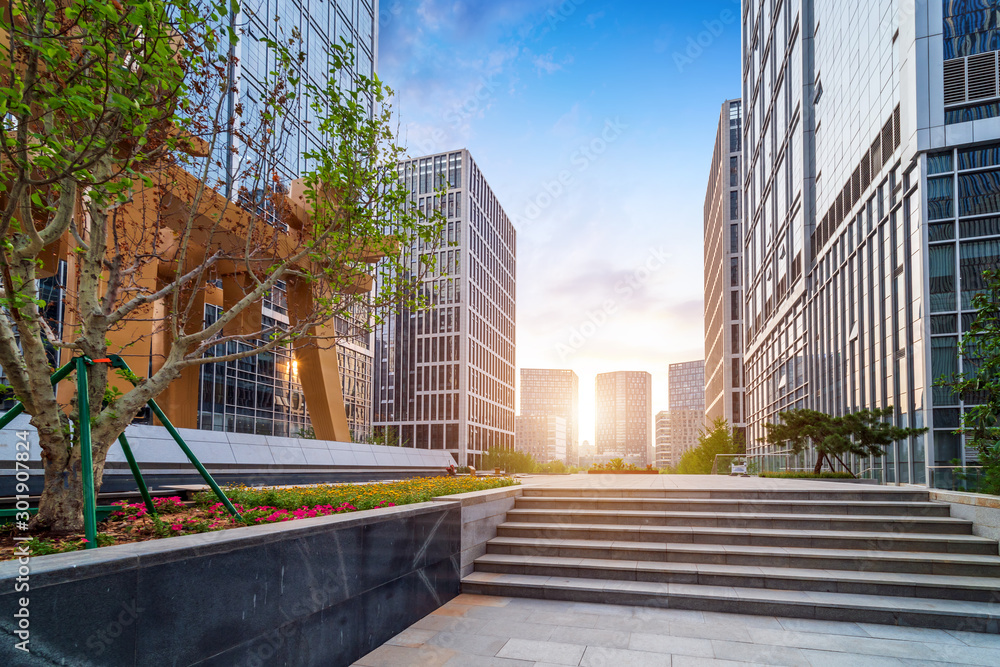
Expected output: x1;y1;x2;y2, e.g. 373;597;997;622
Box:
931;489;1000;509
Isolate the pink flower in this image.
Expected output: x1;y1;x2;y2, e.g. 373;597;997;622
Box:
80;539;89;544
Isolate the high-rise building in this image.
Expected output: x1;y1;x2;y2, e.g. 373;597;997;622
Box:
654;410;673;468
515;415;567;464
519;368;579;465
668;360;706;465
595;371;652;465
190;0;380;439
704;99;746;436
373;149;516;465
741;1;1000;484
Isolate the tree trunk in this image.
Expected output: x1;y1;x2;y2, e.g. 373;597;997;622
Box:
32;438;87;534
813;453;826;475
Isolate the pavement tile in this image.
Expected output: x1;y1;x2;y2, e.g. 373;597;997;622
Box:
799;649;905;667
475;620;556;642
385;628;438;648
545;624;631;649
945;628;1000;649
628;631;715;658
666;620;752;643
579;646;671;667
671;657;768;667
442;656;534;667
455;594;513;607
428;631;509;656
711;639;811;666
353;644;456;667
774;617;868;637
856;623;968;645
525;610;602;628
433;603;476;617
496;638;587;665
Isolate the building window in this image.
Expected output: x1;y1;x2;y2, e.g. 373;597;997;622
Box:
730;191;739;219
730;156;739;187
928;176;954;220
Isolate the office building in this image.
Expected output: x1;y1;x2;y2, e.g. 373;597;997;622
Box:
515;415;567;463
704;99;747;436
595;371;653;465
373;150;517;465
667;361;706;466
654;410;673;468
519;368;580;465
742;1;1000;484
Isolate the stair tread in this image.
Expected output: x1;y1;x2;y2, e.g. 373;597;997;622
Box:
518;496;947;508
488;535;1000;562
462;572;1000;616
507;508;970;523
499;520;993;542
474;553;1000;589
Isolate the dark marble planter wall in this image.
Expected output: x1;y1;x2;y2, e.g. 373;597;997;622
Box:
0;501;461;667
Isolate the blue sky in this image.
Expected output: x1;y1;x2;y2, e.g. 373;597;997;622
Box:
379;0;742;442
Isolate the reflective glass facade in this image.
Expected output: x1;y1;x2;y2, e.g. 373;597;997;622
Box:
519;369;579;466
595;371;652;465
373;150;516;466
943;0;1000;58
196;0;378;438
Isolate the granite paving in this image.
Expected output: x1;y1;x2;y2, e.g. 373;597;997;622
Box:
353;593;1000;666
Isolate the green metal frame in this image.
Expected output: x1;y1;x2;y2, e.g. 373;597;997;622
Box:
0;355;243;549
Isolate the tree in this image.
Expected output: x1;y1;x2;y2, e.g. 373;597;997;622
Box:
938;268;1000;494
0;1;443;531
763;408;925;476
482;447;537;474
675;418;745;475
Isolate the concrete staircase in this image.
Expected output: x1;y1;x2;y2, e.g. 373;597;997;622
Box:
461;486;1000;633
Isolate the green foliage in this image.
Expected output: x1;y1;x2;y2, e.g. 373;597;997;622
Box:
537;460;567;474
763;408;926;475
675;418;745;474
481;447;539;474
367;427;400;447
195;476;518;512
937;269;1000;494
296;425;317;440
590;459;655;472
22;533;114;556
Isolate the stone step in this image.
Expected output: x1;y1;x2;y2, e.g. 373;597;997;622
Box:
504;508;973;534
520;487;932;502
486;536;1000;577
513;496;954;517
473;553;1000;602
495;521;998;555
460;572;1000;633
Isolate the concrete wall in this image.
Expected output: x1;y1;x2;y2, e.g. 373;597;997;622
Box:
931;490;1000;553
435;485;523;577
0;500;461;666
0;414;456;494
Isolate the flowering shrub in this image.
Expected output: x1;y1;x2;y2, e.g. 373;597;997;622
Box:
2;476;518;559
201;476;518;513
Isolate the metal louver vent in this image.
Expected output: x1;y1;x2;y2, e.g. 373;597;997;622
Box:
861;151;871;191
893;105;901;147
871;136;881;174
851;167;861;206
881;119;893;165
944;58;966;105
967;52;997;100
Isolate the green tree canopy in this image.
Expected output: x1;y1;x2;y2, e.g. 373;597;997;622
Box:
675;418;745;475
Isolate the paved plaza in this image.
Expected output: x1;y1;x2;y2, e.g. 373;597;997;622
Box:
354;593;1000;666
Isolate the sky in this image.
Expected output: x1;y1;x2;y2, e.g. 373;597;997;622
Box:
378;0;743;444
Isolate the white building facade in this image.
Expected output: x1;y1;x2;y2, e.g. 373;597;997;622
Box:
743;0;998;486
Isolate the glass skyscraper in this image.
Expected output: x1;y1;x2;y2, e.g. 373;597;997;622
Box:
595;371;652;465
372;150;516;466
741;1;1000;485
197;0;378;438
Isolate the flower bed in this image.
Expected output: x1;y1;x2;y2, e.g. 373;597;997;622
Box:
0;476;517;560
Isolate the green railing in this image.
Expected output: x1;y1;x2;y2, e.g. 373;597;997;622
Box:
0;355;242;548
